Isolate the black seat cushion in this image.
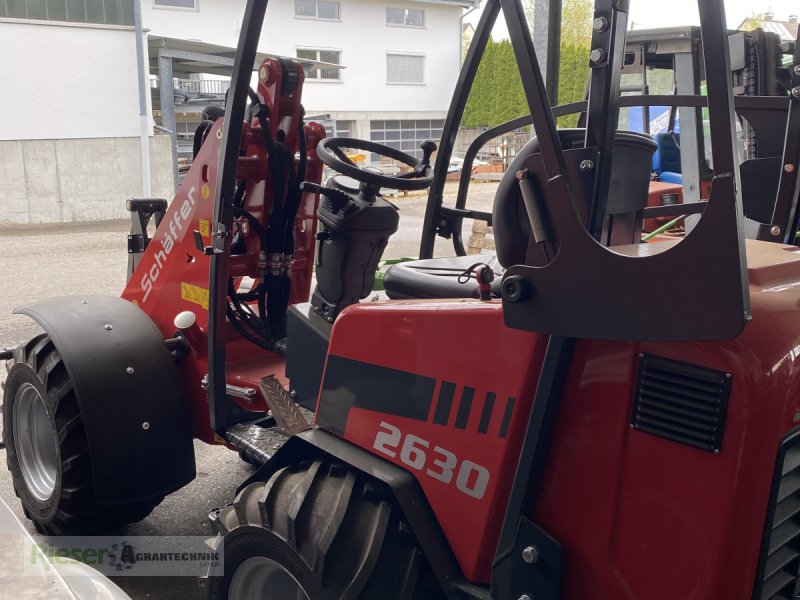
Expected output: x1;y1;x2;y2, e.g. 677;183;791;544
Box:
383;255;505;300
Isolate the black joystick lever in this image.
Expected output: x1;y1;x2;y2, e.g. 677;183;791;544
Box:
419;140;437;172
300;181;351;212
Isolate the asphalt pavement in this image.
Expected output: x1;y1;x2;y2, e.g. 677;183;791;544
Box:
0;182;496;599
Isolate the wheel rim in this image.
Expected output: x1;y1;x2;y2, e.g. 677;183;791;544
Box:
13;383;58;502
229;557;310;600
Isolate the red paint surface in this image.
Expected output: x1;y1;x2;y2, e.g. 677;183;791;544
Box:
325;300;548;581
320;242;800;594
121;58;324;443
643;181;684;232
643;180;712;234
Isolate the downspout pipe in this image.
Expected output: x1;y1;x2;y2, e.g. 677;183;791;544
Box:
134;0;152;197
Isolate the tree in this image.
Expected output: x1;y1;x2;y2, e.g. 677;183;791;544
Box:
525;0;594;46
462;37;590;129
463;38;527;128
461;0;595;129
555;43;590;127
739;13;766;32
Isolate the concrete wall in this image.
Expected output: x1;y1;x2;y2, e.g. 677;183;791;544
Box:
0;135;174;225
0;20;142;140
0;19;168;224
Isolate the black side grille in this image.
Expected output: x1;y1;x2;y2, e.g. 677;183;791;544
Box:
754;431;800;600
631;354;731;453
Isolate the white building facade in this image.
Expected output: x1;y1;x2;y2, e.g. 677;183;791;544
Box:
0;0;475;224
0;4;174;224
142;0;477;159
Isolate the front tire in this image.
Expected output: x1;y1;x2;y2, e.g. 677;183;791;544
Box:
209;460;444;600
3;334;162;534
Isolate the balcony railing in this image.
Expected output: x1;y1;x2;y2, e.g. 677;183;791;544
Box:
150;78;230;95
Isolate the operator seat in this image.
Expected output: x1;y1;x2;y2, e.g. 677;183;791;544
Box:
383;129;657;299
652;132;683;184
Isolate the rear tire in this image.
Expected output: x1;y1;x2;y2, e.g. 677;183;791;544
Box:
3;335;163;535
209;460;444;600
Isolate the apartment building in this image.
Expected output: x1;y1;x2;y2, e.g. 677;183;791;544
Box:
143;0;479;159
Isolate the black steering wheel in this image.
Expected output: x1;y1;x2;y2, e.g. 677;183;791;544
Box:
317;137;436;191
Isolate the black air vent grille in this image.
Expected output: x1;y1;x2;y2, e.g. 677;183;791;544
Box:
631;354;731;453
754;432;800;600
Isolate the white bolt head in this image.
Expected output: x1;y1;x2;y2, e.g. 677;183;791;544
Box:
593;17;608;32
590;48;606;64
174;311;197;330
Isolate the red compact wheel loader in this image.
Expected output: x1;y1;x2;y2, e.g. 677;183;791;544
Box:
4;0;800;598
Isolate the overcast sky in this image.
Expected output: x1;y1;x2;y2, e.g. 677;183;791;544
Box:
472;0;799;37
628;0;797;29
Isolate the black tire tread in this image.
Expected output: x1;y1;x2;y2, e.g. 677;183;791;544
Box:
4;335;162;535
286;459;323;548
314;470;356;578
212;460;443;600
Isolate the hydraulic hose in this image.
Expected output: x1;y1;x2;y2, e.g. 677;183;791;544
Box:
274;112;309;338
282;110;308;255
236;99;309;342
642;215;686;241
253;103;292;338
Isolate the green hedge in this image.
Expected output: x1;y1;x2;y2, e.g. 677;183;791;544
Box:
462;39;590;129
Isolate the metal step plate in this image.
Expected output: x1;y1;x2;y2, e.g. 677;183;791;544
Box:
225;405;315;466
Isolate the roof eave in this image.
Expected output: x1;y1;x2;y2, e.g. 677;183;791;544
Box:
408;0;481;9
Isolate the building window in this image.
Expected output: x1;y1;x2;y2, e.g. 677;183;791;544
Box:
370;119;444;160
294;0;339;20
387;7;424;27
334;121;353;137
154;0;197;9
387;54;425;84
297;48;342;81
0;0;134;25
